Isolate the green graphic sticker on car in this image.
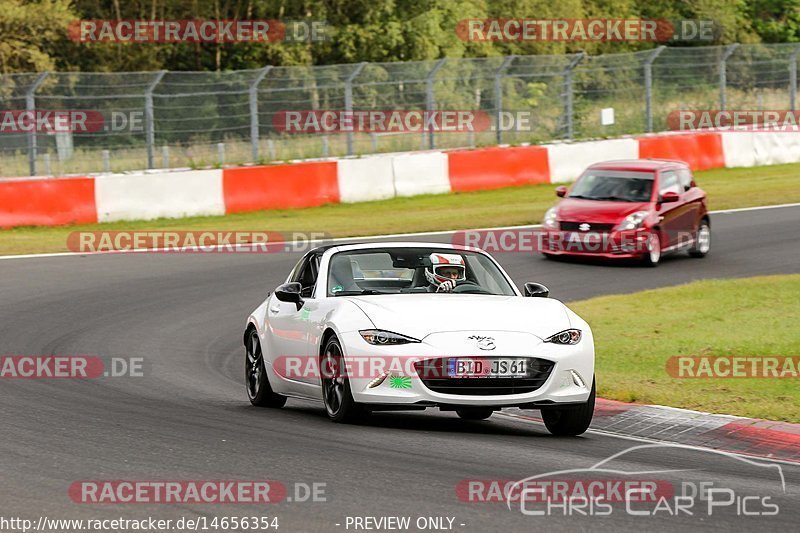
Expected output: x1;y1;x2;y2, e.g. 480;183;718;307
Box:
389;376;412;389
332;285;343;293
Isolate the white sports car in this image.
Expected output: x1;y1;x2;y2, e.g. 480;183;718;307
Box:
244;242;596;436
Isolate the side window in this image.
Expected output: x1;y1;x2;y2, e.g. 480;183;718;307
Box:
298;257;319;298
659;171;681;196
290;254;319;298
677;169;693;192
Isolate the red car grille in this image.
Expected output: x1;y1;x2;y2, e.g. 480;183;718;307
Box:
560;221;615;232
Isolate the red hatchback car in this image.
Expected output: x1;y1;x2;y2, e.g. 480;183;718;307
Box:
541;159;710;266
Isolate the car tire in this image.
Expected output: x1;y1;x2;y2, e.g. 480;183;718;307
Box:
641;232;661;267
456;408;494;421
689;220;711;258
321;335;369;423
541;378;595;436
245;328;287;408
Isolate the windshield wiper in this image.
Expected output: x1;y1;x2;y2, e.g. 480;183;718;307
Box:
591;195;637;202
568;194;596;200
333;289;384;296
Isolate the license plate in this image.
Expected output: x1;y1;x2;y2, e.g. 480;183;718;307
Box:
447;358;527;378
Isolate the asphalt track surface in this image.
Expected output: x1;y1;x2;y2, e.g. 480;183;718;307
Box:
1;205;799;532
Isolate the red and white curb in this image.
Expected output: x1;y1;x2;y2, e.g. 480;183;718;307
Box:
2;129;798;229
502;399;800;463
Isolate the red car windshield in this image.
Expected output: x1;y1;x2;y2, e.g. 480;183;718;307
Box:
569;170;654;202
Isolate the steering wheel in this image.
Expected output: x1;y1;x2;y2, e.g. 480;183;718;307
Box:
452;282;492;295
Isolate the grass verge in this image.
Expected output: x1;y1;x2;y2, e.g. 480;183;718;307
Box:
569;274;800;422
2;161;800;256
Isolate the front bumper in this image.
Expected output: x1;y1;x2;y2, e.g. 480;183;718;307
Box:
541;228;650;259
341;330;594;408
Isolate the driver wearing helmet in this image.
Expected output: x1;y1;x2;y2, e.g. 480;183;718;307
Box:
425;253;466;293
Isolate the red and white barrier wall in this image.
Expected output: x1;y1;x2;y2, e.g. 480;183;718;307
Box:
0;130;793;228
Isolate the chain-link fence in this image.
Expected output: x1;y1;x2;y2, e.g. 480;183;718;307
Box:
2;43;799;178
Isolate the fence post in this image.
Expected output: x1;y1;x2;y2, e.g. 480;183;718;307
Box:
719;44;739;111
426;58;447;149
249;66;272;162
344;62;367;156
644;46;665;133
145;70;166;169
494;55;515;144
561;52;585;140
26;72;49;176
790;47;800;111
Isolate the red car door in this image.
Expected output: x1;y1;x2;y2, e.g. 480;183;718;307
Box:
655;170;690;249
677;167;704;241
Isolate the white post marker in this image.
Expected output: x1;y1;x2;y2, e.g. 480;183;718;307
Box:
601;107;615;126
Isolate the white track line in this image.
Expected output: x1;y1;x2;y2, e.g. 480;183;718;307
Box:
1;202;799;262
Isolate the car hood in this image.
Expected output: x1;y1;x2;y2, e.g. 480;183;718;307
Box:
347;294;571;340
556;198;651;223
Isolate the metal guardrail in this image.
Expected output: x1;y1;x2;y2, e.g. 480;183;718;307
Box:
1;43;799;177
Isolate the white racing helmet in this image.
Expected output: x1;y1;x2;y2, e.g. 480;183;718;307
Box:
425;253;466;287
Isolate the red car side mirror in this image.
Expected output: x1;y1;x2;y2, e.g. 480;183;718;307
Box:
555;186;568;198
660;191;680;203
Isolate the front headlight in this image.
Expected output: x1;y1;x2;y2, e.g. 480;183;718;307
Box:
617;210;650;231
543;207;559;229
359;329;420;345
544;329;582;345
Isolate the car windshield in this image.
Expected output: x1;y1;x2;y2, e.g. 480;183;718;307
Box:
569;170;654;202
326;248;516;296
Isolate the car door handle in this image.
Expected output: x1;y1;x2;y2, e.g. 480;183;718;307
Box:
269;305;281;314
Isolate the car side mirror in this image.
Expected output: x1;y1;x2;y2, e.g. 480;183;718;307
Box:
524;282;550;298
555;186;568;198
275;282;304;310
660;191;680;203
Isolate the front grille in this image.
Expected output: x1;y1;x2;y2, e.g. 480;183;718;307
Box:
413;357;555;396
560;221;615;232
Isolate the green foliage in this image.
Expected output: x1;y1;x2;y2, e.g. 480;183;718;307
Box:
0;0;787;73
571;275;800;421
523;82;548;107
748;0;800;42
0;0;75;73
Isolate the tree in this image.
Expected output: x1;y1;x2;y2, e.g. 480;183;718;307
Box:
0;0;76;73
